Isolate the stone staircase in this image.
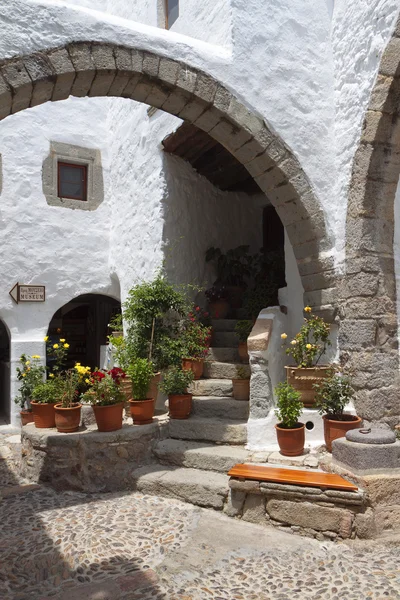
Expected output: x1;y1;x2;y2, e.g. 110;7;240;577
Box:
132;319;251;508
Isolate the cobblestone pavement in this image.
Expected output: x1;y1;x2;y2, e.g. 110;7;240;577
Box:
1;433;400;600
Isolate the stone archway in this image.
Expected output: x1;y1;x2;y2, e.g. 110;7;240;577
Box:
0;42;333;314
343;18;400;425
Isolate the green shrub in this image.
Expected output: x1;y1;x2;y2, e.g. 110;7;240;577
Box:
160;367;194;396
274;382;303;428
127;358;154;400
314;368;354;419
14;354;46;410
235;320;254;343
234;366;250;380
32;377;64;404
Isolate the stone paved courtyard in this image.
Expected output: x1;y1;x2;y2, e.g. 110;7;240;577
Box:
1;431;400;600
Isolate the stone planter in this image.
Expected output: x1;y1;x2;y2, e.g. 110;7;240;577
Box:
168;394;192;419
238;342;248;363
285;366;330;407
20;410;34;426
232;378;250;401
30;401;56;428
275;423;305;456
54;403;82;433
182;358;204;380
129;398;155;425
92;402;124;432
209;299;229;319
323;414;362;452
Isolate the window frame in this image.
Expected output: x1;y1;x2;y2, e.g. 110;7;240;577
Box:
57;161;88;202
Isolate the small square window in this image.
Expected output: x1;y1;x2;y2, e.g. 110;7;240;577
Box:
57;162;87;201
166;0;179;29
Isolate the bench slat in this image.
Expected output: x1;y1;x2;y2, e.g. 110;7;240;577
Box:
228;464;358;492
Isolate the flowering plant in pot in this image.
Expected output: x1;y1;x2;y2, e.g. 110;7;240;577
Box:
281;307;331;407
127;359;155;425
274;382;305;456
181;317;212;380
160;366;194;419
232;365;250;401
314;368;361;452
54;369;82;433
205;286;229;319
235;320;253;363
82;370;126;432
31;376;64;428
14;354;46;426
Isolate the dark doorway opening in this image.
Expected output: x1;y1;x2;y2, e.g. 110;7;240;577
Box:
262;205;286;290
0;321;10;423
47;294;121;371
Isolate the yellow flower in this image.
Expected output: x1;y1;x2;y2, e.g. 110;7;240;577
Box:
27;367;31;371
63;343;70;349
60;338;66;342
49;373;54;378
53;344;59;349
76;362;81;367
281;333;287;340
44;336;48;342
306;343;312;350
85;378;90;384
22;373;26;377
25;361;30;366
32;355;40;359
291;340;297;345
304;306;312;313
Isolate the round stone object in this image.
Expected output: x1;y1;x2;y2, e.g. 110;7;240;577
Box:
346;428;396;444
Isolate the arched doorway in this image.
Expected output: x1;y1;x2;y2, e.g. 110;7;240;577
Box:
0;320;10;423
47;294;121;371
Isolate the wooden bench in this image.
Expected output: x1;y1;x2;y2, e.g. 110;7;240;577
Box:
228;464;358;492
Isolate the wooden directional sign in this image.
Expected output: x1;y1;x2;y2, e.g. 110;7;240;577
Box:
9;283;45;304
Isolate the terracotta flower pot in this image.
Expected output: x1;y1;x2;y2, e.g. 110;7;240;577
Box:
54;403;82;433
275;423;305;456
129;398;155;425
285;366;331;408
168;394;192;419
31;401;56;428
232;378;250;401
20;410;34;426
92;402;124;432
238;342;249;363
147;372;161;399
209;299;229;319
182;358;204;380
323;414;362;452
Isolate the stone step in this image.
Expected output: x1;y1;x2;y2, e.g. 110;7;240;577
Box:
206;347;240;363
192;396;249;419
190;378;233;397
211;319;238;332
203;361;250;379
153;439;250;472
168;416;247;445
212;331;239;347
131;464;229;509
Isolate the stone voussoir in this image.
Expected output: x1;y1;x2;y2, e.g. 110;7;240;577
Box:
47;48;76;101
1;60;33;114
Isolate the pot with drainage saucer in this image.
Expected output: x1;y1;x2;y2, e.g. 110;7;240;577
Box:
314;367;361;452
274;382;305;456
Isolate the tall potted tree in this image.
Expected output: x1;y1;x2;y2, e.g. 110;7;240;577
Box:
314;368;362;451
127;358;155;425
281;307;331;407
14;354;46;426
274;382;305;456
160;367;194;419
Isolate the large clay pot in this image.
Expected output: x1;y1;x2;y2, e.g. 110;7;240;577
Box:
20;410;34;426
232;378;250;401
182;359;204;380
147;372;161;399
31;401;56;428
54;403;82;433
286;366;331;408
168;394;192;419
129;398;155;425
275;423;305;456
92;402;124;432
238;342;249;363
209;299;229;319
323;414;362;452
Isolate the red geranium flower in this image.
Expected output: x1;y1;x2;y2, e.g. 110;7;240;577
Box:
92;371;105;381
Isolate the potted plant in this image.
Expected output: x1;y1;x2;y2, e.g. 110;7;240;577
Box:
82;370;126;432
274;382;305;456
314;368;362;452
232;365;250;401
108;313;123;338
31;376;64;428
14;354;46;426
181;318;212;380
54;369;82;433
205;245;252;309
160;366;194;419
281;307;331;407
127;358;155;425
205;285;229;319
235;320;253;363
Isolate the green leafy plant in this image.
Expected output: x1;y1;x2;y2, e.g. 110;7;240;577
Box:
181;321;212;360
81;371;125;406
58;369;81;408
32;376;64;405
108;313;123;332
234;366;250;380
235;320;254;343
127;358;154;400
205;285;228;302
314;368;355;419
281;307;331;368
160;366;194;396
205;245;252;287
14;354;46;410
242;281;276;320
274;382;303;428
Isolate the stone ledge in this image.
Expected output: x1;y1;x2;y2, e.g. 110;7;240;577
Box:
247;317;272;353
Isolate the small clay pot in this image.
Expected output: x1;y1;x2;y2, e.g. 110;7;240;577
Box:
129;398;155;425
54;403;82;433
168;394;192;419
31;401;56;429
275;423;305;456
20;410;34;426
238;342;248;363
92;402;124;432
182;359;204;380
323;414;362;452
232;378;250;401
